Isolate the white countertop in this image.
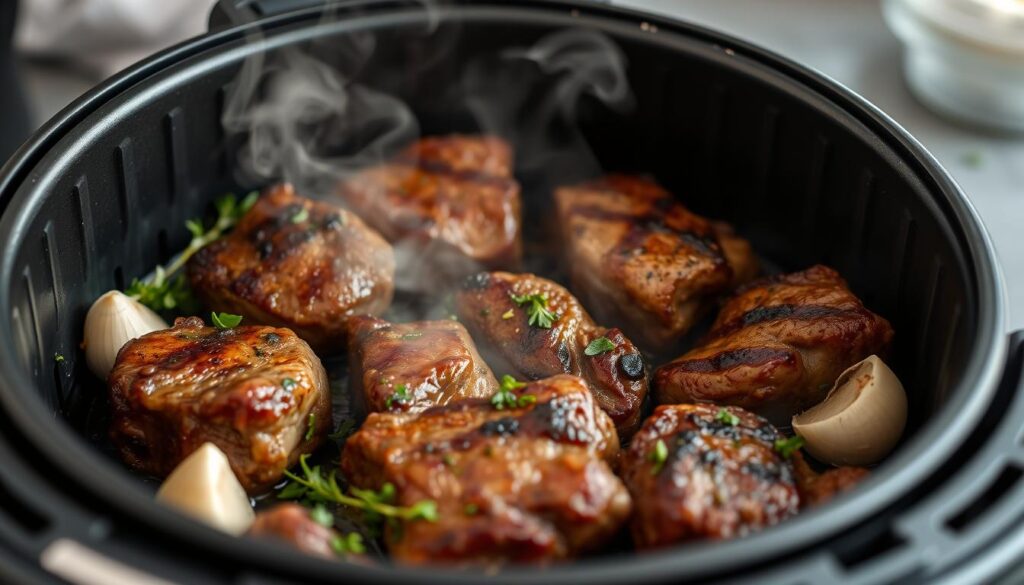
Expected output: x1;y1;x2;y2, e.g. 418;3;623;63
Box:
620;0;1024;332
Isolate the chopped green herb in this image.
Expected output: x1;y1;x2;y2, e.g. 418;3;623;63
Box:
716;408;740;426
401;331;424;340
291;207;309;223
306;413;316;441
584;336;616;356
774;435;805;459
491;375;529;410
330;532;366;556
442;453;456;467
279;454;438;525
962;150;984;168
509;292;558;328
53;353;65;363
501;309;514;320
310;503;333;527
385;384;411;410
649;439;668;475
211;312;243;328
463;503;479;516
282;378;297;392
126;191;257;313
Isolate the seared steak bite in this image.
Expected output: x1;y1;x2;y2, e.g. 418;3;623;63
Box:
108;317;330;493
249;504;346;560
454;271;648;437
554;174;757;351
336;135;522;285
187;183;395;352
340;374;631;566
622;404;799;548
654;265;894;425
347;315;499;414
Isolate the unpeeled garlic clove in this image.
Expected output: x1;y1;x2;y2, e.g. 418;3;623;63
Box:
156;443;254;535
83;290;168;378
792;355;907;466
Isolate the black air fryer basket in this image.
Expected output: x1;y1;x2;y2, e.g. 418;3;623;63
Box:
0;1;1022;583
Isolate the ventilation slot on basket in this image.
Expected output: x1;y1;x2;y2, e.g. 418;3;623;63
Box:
946;465;1023;533
834;525;907;569
0;477;49;535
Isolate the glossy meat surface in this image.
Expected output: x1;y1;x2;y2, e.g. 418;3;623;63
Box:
622;404;799;549
249;503;340;560
554;175;757;351
792;456;870;507
187;183;395;352
337;135;522;285
109;317;330;493
455;271;648;436
654;265;894;424
340;374;630;566
347;315;499;414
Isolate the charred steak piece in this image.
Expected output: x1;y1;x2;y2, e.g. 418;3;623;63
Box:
654;265;894;425
347;315;499;414
340;374;631;567
249;504;349;560
455;271;648;437
554;174;757;351
792;456;869;508
336;135;522;286
109;317;330;493
187;183;395;352
622;404;799;548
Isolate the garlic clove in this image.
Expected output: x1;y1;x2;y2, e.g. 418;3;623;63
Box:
83;290;168;378
792;355;907;466
156;443;254;535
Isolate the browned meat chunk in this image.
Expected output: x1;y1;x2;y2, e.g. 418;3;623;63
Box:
187;183;394;352
249;504;342;560
340;374;631;567
455;271;647;437
792;456;869;507
554;175;757;351
108;317;330;493
347;315;499;414
336;135;522;286
622;404;799;549
654;265;894;424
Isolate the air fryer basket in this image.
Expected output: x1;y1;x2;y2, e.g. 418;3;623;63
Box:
0;1;1019;583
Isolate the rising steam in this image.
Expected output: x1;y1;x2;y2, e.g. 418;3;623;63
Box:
220;5;633;310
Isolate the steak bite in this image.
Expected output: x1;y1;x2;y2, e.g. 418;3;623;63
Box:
622;404;799;549
336;135;522;285
654;265;894;425
554;174;757;351
454;271;648;437
108;317;330;493
340;374;631;567
347;315;499;414
249;504;344;560
187;183;395;352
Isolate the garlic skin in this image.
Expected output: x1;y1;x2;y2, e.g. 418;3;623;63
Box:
83;290;168;378
792;355;907;466
156;443;255;535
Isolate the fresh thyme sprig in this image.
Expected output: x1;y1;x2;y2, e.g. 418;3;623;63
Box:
509;292;558;329
125;191;258;312
491;375;535;410
278;454;438;524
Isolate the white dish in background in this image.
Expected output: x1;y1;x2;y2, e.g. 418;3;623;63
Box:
884;0;1024;132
